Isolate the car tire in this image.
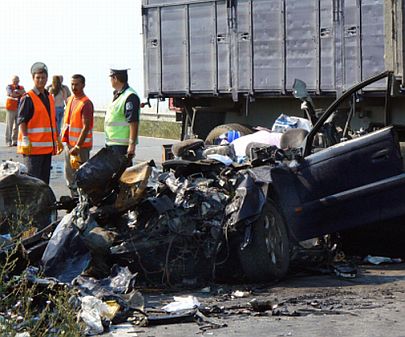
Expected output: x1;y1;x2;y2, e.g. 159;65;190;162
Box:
205;123;254;145
0;174;57;233
239;201;290;282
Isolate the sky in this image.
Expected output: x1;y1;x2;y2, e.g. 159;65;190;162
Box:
0;0;144;109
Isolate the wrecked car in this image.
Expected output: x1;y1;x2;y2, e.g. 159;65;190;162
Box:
157;70;405;283
33;71;405;288
232;70;405;281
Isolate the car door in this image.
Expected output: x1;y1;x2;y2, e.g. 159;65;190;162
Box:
288;127;405;240
271;71;405;241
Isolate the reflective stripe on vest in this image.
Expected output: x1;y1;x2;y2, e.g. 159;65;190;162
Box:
104;137;130;144
27;127;53;133
17;90;58;155
61;95;93;148
104;87;138;146
106;122;128;127
31;141;56;147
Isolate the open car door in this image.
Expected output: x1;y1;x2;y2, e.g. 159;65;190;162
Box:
272;71;405;241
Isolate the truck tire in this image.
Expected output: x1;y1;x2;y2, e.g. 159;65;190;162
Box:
239;201;290;282
205;123;254;145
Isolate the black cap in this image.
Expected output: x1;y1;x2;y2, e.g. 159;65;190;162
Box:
109;68;129;76
31;62;48;76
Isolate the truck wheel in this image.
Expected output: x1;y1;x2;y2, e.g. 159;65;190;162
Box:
205;123;254;145
239;201;290;282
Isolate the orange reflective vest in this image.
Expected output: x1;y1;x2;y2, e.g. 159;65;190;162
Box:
6;84;24;111
17;90;58;155
61;95;93;148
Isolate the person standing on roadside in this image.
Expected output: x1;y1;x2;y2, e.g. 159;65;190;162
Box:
17;62;63;184
5;75;25;146
104;68;140;161
59;75;71;99
61;74;94;196
49;75;67;134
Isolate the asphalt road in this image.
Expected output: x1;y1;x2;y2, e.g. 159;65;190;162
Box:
0;122;178;199
105;266;405;337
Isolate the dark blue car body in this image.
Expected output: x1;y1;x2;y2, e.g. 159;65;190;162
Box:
270;71;405;241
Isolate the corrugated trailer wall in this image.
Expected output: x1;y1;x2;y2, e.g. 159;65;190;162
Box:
142;0;387;99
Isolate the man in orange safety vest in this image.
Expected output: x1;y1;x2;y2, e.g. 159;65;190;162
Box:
17;62;63;184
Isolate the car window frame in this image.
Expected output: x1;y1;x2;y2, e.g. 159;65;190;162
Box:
303;70;393;157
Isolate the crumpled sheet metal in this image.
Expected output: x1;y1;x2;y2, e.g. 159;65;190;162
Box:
225;171;266;227
111;173;230;286
41;157;273;287
162;172;228;209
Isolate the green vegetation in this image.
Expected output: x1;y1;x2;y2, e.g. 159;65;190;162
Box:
139;119;181;140
0;207;85;336
0;247;85;336
1;108;181;140
94;115;181;139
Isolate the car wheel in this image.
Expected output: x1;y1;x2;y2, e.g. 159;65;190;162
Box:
239;201;290;282
205;123;254;145
0;174;57;233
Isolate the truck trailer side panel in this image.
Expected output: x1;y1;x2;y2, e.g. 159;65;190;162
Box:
142;0;393;98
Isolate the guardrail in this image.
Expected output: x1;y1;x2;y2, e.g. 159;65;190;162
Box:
95;108;176;122
1;106;177;122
